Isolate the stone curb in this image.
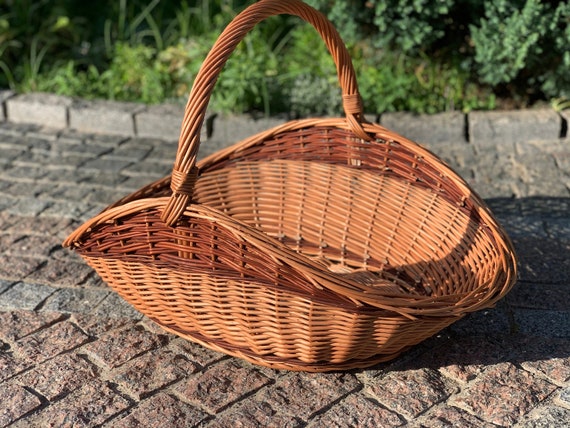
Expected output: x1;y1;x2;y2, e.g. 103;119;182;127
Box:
1;90;567;146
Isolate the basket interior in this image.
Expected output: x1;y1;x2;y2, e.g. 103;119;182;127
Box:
193;158;502;299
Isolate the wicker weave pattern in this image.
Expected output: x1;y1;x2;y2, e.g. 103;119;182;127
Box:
64;0;517;371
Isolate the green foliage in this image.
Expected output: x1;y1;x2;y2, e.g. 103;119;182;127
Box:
209;26;281;114
1;0;569;115
470;0;570;100
370;0;454;53
470;0;546;86
355;50;495;114
302;0;370;45
539;2;570;99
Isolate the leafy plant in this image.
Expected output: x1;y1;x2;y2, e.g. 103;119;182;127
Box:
470;0;546;86
470;0;570;101
1;0;568;115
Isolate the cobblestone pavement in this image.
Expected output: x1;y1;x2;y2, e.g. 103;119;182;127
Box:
0;118;569;427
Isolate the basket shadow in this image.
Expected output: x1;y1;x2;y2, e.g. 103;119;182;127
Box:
357;196;570;374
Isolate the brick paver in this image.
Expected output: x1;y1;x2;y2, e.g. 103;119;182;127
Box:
0;108;568;427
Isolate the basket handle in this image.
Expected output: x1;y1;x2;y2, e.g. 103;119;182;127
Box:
161;0;370;226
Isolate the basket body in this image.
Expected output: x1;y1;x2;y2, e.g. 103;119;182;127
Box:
64;0;517;371
66;120;517;371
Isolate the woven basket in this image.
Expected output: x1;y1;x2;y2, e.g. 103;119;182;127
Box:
64;0;517;372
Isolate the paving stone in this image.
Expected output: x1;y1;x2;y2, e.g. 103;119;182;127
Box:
404;336;511;384
516;194;567;217
514;309;570;339
0;90;15;121
0;347;34;382
0;279;13;294
6;92;72;128
469;109;561;146
0;180;50;199
81;156;133;174
87;135;129;150
0;145;27;162
210;400;302;428
109;137;155;161
556;386;570;407
546;218;570;240
5;197;52;216
45;203;105;224
116;174;164;191
0;121;39;136
30;151;88;170
111;392;209;428
19;380;132;428
3;233;61;257
258;371;361;421
147;142;178;163
309;394;404;427
15;319;90;363
83;324;167;369
0;310;64;341
380;111;466;146
452;362;557;426
513;147;569;197
42;288;109;314
90;292;144;319
134;103;186;141
208;113;287;152
0;281;56;311
517;340;570;385
80;186;130;205
15;353;97;400
25;257;94;287
71;314;137;337
514;237;570;284
41;183;92;203
416;405;495;428
366;368;456;420
518;405;570;428
0;211;15;230
25;126;61;141
0;178;13;192
495;215;547;240
446;305;512;337
113;349;198;399
53;140;113;157
0;382;43;427
69;99;143;136
507;281;570;311
73;168;129;187
3;214;72;237
553;149;570;173
168;337;228;368
121;159;172;178
174;360;272;413
0;194;17;211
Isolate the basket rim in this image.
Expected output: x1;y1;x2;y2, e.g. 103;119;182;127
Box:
64;190;517;318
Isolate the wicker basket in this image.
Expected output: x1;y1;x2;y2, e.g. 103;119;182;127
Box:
64;0;517;372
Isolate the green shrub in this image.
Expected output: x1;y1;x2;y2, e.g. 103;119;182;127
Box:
470;0;570;100
470;0;547;86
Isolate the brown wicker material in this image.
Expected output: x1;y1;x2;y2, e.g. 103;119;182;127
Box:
64;0;517;372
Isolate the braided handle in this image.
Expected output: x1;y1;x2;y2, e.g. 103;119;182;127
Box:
161;0;369;226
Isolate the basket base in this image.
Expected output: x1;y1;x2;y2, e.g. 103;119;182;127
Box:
153;318;408;372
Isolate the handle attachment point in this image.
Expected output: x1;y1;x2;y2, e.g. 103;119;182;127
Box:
171;167;199;196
